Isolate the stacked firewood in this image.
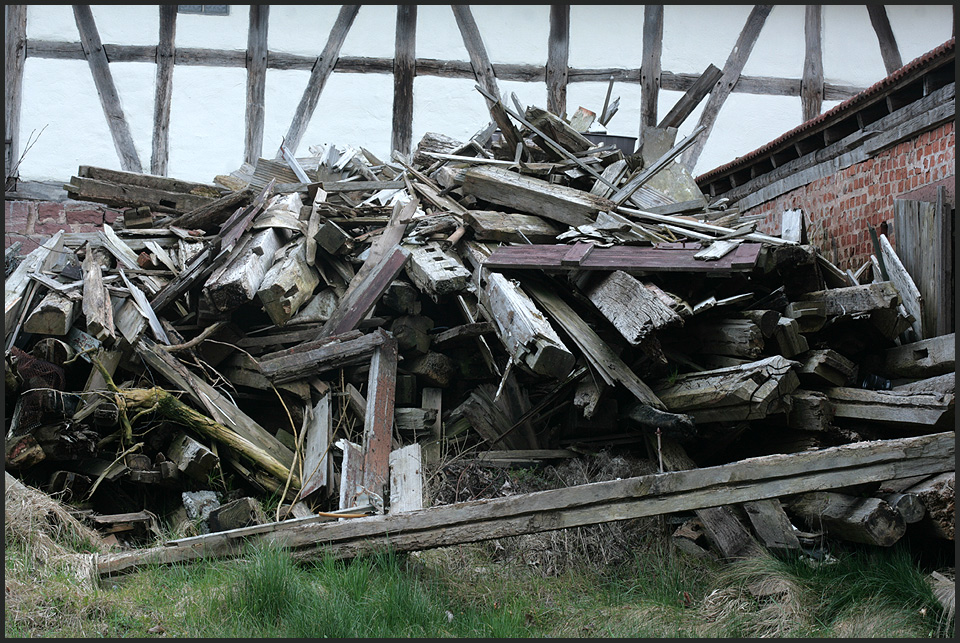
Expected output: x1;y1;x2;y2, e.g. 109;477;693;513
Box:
4;100;953;564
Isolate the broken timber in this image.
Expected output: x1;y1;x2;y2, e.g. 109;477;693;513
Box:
94;431;953;577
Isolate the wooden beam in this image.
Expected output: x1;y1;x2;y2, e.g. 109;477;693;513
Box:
639;5;664;132
680;4;772;171
658;63;722;130
391;4;416;157
866;4;903;75
281;4;360;156
72;5;142;173
244;5;269;166
801;4;823;123
546;4;570;117
95;431;954;576
150;5;176;176
358;336;398;509
5;5;27;178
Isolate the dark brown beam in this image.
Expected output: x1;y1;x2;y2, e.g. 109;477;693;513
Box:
867;4;903;75
546;4;570;117
391;4;416;157
73;5;142;172
640;5;664;130
801;4;824;123
658;63;722;129
151;5;176;176
244;5;269;166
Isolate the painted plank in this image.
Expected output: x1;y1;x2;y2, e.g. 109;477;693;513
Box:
801;4;823;122
282;4;360;156
391;4;416;157
546;4;570;117
680;4;772;170
244;5;269;165
73;5;142;172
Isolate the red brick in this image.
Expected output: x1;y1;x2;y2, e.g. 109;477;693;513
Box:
65;208;104;225
37;202;66;222
34;220;68;235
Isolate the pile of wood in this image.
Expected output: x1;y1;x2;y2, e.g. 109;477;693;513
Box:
4;98;954;575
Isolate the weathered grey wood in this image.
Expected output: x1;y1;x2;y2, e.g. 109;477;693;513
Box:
259;329;385;384
167;431;219;482
244;5;269;165
358;336;398;509
611;124;705;207
799;349;857;387
391;4;416;156
525;105;595;155
801;4;823;122
785;389;834;432
204;227;285;313
894;195;952;340
825;387;954;427
150;5;176;175
878;492;926;524
546;4;570;117
905;472;954;540
281;5;360;156
772;316;809;358
389;443;424;514
639;4;663;132
693;318;764;359
461;165;610;228
257;238;321;327
866;5;903;75
742;498;801;552
5;5;27;177
588;159;628;199
464;210;562;244
658;63;722;129
300;391;332;499
94;431;955;576
23;290;78;336
785;492;906;547
79;243;115;345
618;205;790;246
583;270;682;345
878;233;923;340
788;281;900;329
73;5;142;172
525;278;665;408
450;385;532;450
780;209;804;243
681;4;771;170
653;355;800;423
892;372;954;396
403;242;471;300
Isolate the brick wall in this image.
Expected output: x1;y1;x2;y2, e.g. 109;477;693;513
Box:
747;121;955;272
4;197;118;254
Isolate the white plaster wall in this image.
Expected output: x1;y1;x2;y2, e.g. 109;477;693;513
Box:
14;4;954;186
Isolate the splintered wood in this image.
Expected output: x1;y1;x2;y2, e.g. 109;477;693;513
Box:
5;98;953;569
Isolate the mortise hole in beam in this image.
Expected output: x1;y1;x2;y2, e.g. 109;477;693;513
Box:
914;348;928;360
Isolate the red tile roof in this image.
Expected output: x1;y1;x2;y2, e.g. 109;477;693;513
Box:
696;38;955;184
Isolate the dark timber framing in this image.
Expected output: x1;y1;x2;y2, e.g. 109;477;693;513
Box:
244;5;269;166
391;4;417;157
151;5;176;175
7;5;934;180
801;4;823;123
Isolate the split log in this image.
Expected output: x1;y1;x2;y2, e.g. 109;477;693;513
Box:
464;210;562;244
582;270;683;345
825;387;954;428
257;238;320;326
692;318;764;359
167;432;219;482
877;492;926;524
404;352;456;388
739;309;780;338
882;333;954;379
785;281;900;331
94;431;954;577
785;491;906;547
785;390;834;432
81;243;115;344
905;472;954;540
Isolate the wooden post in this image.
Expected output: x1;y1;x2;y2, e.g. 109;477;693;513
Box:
391;4;416;157
244;4;269;166
680;4;771;171
801;4;823;123
546;4;570;118
150;5;176;176
639;5;663;136
359;335;398;509
866;4;903;75
5;5;27;180
73;5;142;173
281;4;360;156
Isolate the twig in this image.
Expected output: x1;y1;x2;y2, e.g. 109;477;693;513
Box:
160;321;226;352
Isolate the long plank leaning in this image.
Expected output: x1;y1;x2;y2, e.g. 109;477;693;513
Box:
96;431;954;577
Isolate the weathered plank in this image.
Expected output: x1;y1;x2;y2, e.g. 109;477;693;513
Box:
801;4;823;122
825;387;954;427
95;431;954;576
389;444;424;514
72;5;142;172
260;328;387;385
244;4;269;165
464;210;562;244
883;333;955;380
151;5;176;175
658;63;722;129
300;391;332;499
545;4;570;117
5;5;27;175
583;270;683;345
391;4;416;157
878;233;923;340
281;4;360;156
358;336;399;510
639;4;663;131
